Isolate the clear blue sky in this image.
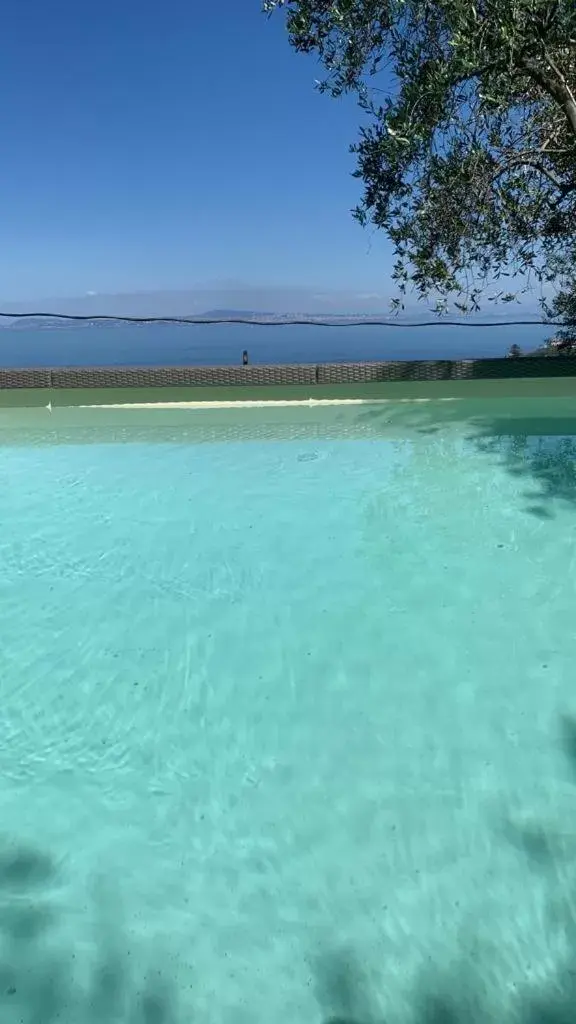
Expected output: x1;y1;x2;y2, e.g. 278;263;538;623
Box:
0;0;396;304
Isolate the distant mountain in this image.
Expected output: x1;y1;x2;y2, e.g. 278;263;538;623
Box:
198;309;275;319
0;286;397;319
1;281;548;322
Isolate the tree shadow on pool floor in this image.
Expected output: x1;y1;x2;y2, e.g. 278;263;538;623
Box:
0;839;182;1024
4;835;576;1024
314;713;576;1024
313;931;576;1024
313;945;494;1024
469;426;576;520
353;402;576;521
4;717;576;1022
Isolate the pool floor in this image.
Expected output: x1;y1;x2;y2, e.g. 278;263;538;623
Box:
1;397;576;1022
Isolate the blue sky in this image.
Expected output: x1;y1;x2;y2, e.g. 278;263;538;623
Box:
0;0;398;306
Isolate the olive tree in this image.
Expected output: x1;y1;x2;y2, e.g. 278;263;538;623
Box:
265;0;576;314
544;280;576;345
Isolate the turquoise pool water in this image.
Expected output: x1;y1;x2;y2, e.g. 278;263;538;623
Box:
2;396;576;1023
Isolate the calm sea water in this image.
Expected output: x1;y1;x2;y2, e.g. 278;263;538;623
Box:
0;321;552;367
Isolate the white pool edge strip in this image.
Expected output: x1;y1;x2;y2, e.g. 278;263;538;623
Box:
70;397;461;410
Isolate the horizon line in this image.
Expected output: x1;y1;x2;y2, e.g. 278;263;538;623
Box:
0;311;563;329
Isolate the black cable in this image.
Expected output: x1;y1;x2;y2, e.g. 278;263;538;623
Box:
0;311;567;328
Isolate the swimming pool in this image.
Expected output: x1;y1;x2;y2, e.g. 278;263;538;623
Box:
2;391;576;1023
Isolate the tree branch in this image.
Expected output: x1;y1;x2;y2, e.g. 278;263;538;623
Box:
520;57;576;138
543;48;576;108
492;155;570;192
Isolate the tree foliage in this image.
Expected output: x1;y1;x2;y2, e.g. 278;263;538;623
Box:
544;279;576;344
265;0;576;314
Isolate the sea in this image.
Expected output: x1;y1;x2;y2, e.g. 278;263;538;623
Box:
0;320;553;368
